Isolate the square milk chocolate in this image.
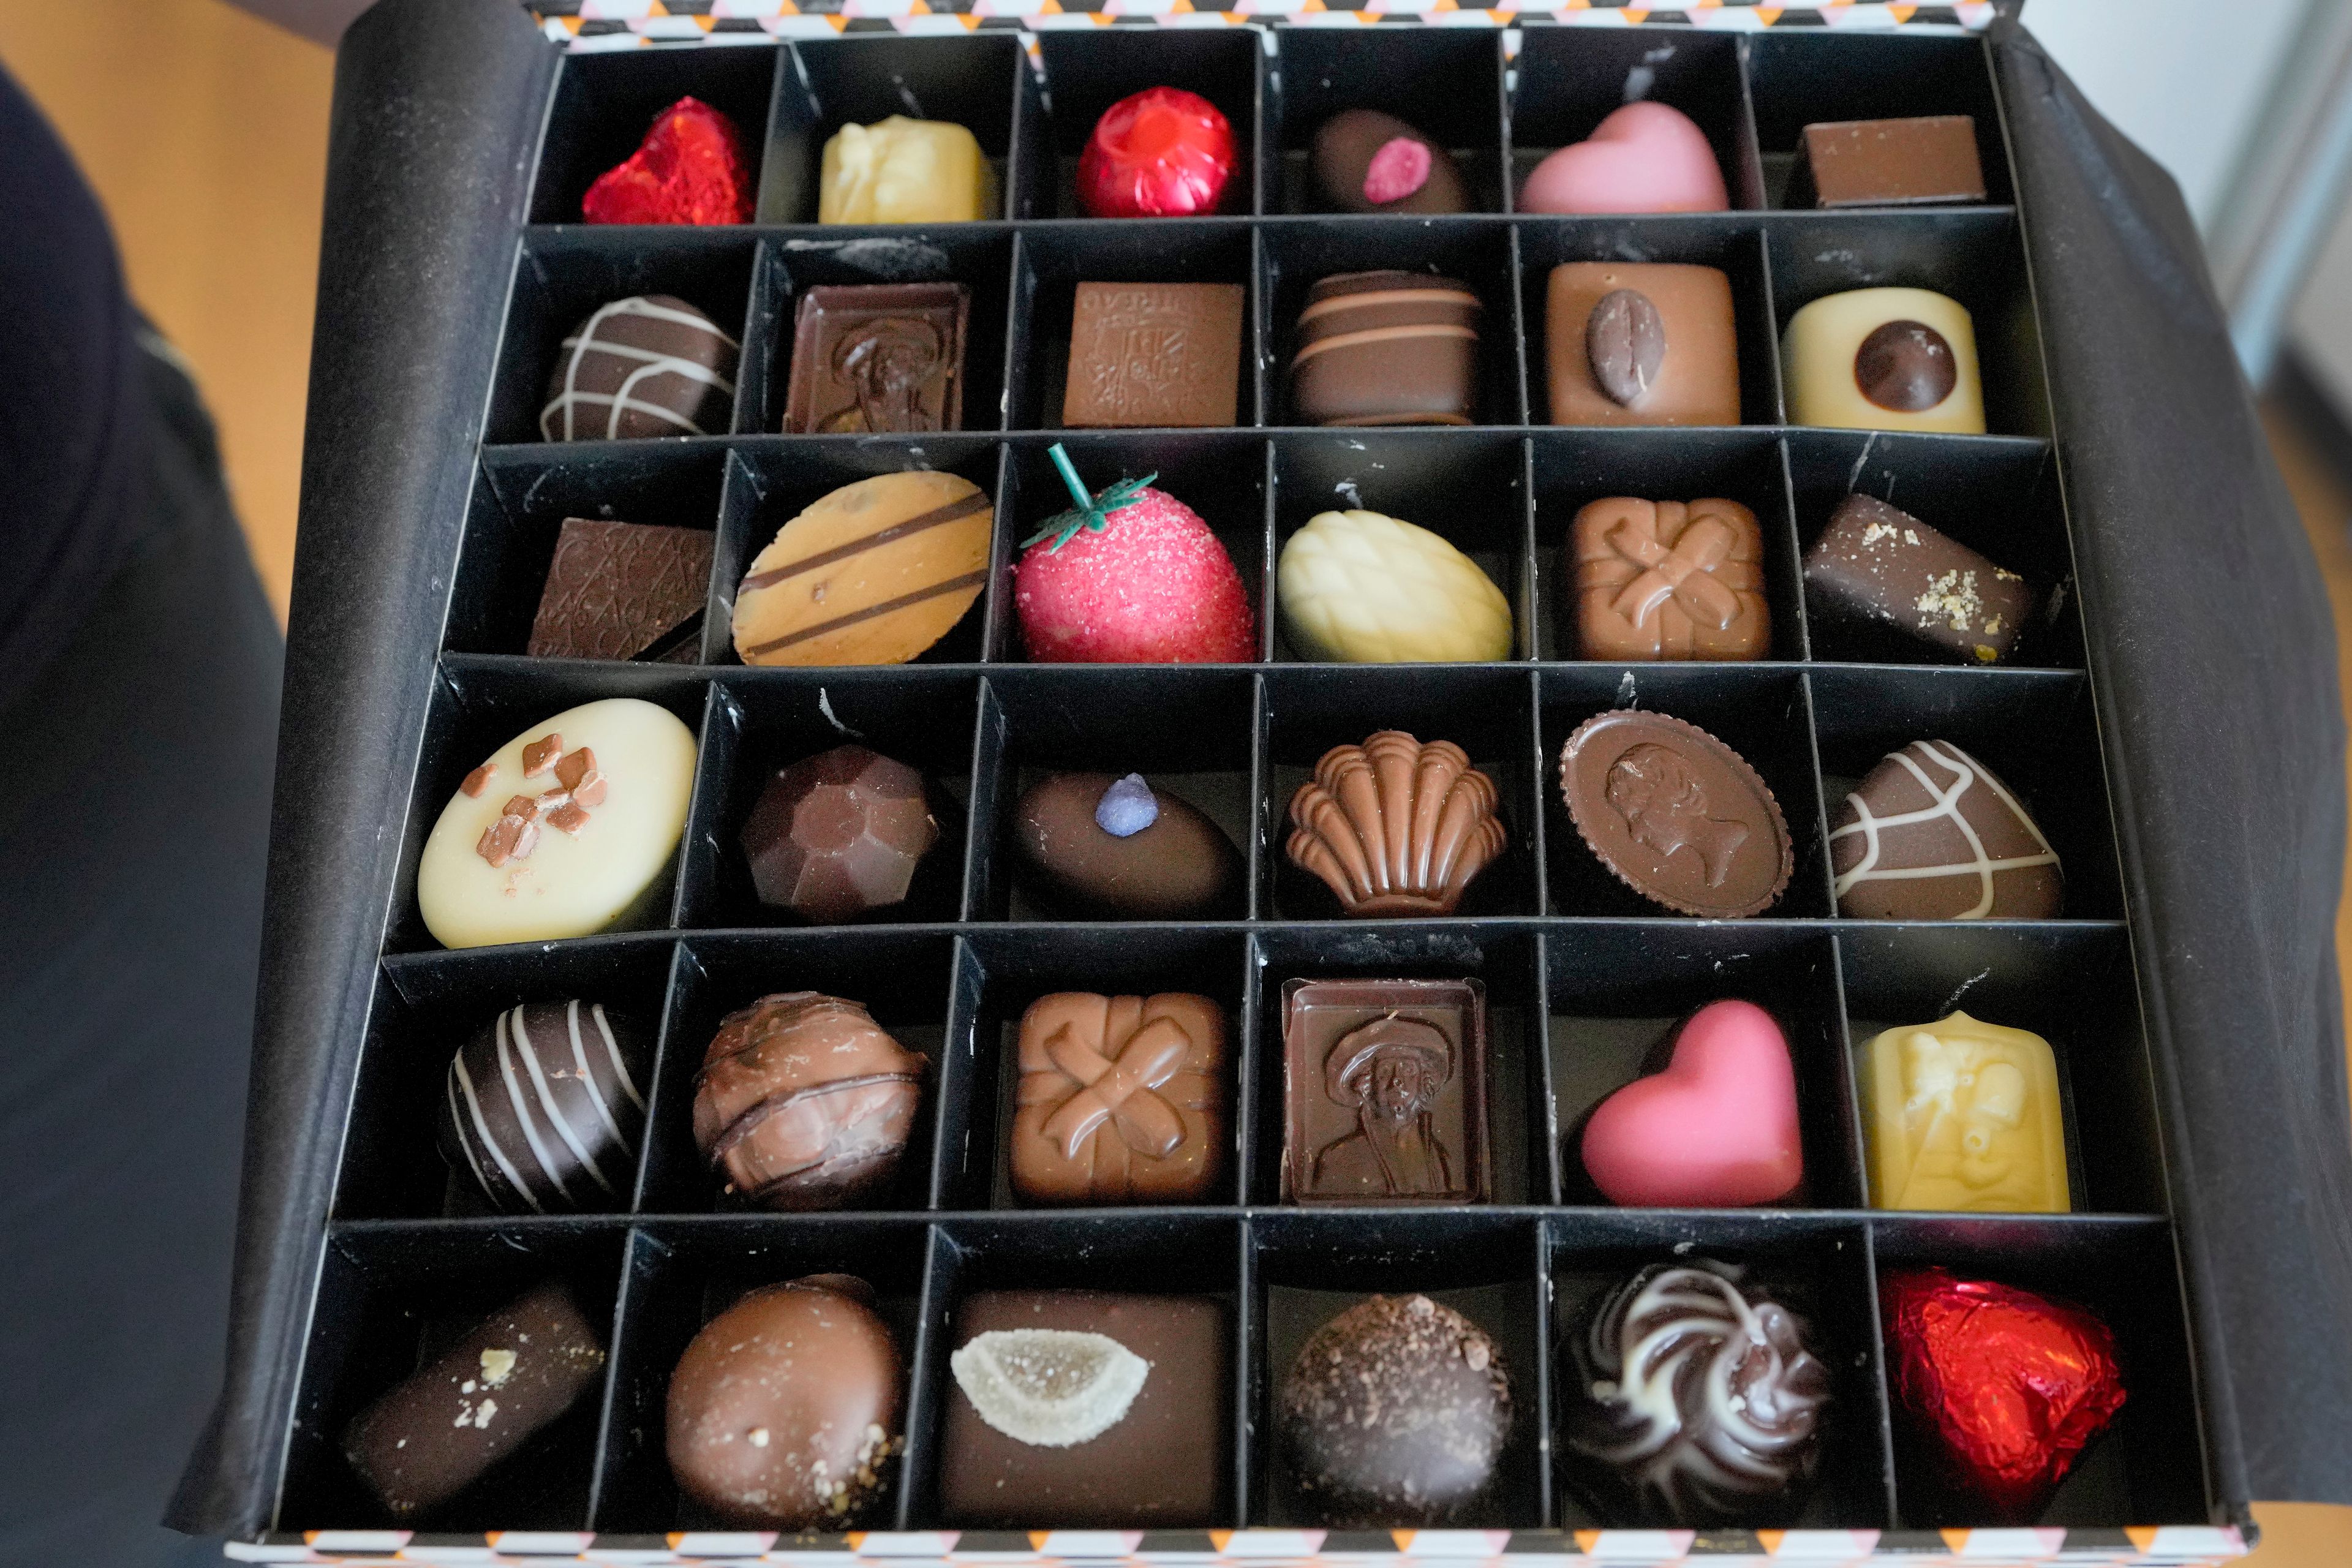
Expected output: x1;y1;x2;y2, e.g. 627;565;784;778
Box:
1547;262;1739;428
1063;281;1244;428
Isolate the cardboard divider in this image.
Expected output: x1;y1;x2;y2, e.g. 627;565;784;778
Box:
1839;924;2168;1219
1806;665;2125;922
761;34;1038;225
1867;1215;2209;1528
530;45;783;227
1267;26;1509;216
1540;924;1863;1211
1536;663;1834;918
1508;26;1766;214
971;665;1260;921
1742;31;2016;209
1516;220;1782;427
1547;1212;1896;1529
1259;218;1527;428
1526;428;1809;662
1784;429;2084;668
1007;221;1263;432
277;1223;632;1532
1764;211;2048;440
1250;1210;1549;1526
1034;28;1265;219
490;230;758;449
673;668;980;929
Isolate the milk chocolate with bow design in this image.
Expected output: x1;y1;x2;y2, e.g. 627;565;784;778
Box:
1010;993;1227;1205
1571;497;1770;661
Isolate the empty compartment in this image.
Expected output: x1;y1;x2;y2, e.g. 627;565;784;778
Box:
678;667;980;928
385;660;714;954
1036;27;1264;218
490;229;757;448
342;940;679;1221
973;665;1257;922
1517;219;1781;427
1008;221;1261;432
1807;665;2123;922
1270;26;1507;214
1251;925;1547;1210
531;44;781;225
936;926;1250;1213
763;32;1034;224
633;928;954;1215
1508;26;1763;213
1537;663;1833;919
1785;428;2080;669
1840;924;2166;1218
589;1215;935;1531
1544;925;1861;1210
1526;427;1806;663
1261;219;1525;428
1251;1209;1547;1527
707;437;1004;668
1262;664;1542;919
1743;31;2013;209
990;433;1272;664
1869;1215;2209;1528
915;1213;1245;1528
1765;211;2048;440
1548;1212;1893;1529
449;446;726;660
276;1224;627;1532
1270;429;1533;662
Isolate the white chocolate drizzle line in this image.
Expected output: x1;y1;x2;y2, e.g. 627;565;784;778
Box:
1828;739;2057;919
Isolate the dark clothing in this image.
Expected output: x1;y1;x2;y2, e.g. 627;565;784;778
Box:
0;65;282;1568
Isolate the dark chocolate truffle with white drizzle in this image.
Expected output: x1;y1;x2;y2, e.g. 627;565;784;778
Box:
438;1000;650;1214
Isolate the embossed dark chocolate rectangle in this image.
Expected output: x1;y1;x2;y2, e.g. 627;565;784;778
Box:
1281;978;1489;1205
782;282;970;435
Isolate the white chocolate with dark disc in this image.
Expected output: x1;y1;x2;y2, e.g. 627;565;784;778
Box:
417;698;698;948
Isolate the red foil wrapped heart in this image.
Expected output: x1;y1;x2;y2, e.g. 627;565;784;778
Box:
1881;1268;2126;1521
583;96;753;226
1077;86;1236;218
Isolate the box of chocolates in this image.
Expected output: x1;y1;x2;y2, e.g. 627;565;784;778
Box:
174;1;2352;1562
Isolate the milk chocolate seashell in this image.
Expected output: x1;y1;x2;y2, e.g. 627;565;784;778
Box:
1286;731;1507;918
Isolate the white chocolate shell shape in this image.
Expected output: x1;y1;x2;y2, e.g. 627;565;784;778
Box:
1286;731;1507;917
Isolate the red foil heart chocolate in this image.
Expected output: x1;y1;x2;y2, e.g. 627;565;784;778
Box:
1880;1268;2125;1521
1077;86;1236;219
583;96;753;226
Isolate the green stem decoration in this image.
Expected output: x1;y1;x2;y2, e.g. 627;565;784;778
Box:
1022;442;1158;552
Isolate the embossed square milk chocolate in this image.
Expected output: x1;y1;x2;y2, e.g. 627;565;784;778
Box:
1281;978;1488;1205
1063;281;1244;429
1547;263;1738;428
1011;992;1227;1205
782;283;968;435
1571;497;1769;661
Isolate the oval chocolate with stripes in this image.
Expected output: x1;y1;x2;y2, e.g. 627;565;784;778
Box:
731;470;993;666
540;294;739;442
438;1000;651;1214
1289;270;1482;427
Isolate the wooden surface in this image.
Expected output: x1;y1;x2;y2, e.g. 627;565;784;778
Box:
1;0;2349;1557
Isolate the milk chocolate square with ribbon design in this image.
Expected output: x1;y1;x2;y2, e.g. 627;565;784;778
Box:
1010;992;1227;1205
1570;496;1770;661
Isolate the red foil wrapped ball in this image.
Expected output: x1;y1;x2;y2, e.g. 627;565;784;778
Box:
1077;87;1237;219
583;96;754;226
1881;1268;2126;1523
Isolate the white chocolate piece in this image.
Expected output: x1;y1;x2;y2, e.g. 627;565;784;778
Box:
418;698;698;949
1781;285;1986;434
818;116;992;225
1862;1009;2070;1214
1278;508;1512;663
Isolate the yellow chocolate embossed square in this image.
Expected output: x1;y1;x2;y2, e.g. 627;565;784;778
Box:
1862;1009;2070;1213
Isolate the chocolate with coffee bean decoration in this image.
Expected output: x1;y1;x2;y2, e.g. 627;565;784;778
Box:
1282;978;1488;1205
1011;992;1226;1205
1830;740;2063;920
1311;108;1468;216
739;744;942;922
1547;263;1738;426
1559;710;1792;918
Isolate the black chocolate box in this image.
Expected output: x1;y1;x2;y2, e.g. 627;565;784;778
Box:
173;1;2352;1562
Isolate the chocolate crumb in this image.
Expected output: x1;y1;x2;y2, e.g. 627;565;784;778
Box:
460;762;497;797
521;734;563;777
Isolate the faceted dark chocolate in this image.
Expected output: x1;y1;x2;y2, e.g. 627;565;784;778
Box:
783;283;969;435
1281;978;1488;1204
740;744;940;922
1280;1292;1511;1526
527;518;714;661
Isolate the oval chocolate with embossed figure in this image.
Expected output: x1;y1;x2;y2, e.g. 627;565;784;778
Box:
1559;710;1792;918
1586;288;1667;407
1012;773;1242;918
1854;318;1958;412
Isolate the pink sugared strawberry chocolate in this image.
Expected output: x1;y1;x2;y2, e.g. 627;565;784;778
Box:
1015;447;1255;663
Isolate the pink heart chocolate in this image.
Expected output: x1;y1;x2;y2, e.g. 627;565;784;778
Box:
1519;100;1728;215
1580;998;1803;1207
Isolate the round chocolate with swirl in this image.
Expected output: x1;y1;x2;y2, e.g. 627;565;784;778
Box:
437;1000;650;1214
1562;1261;1831;1526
